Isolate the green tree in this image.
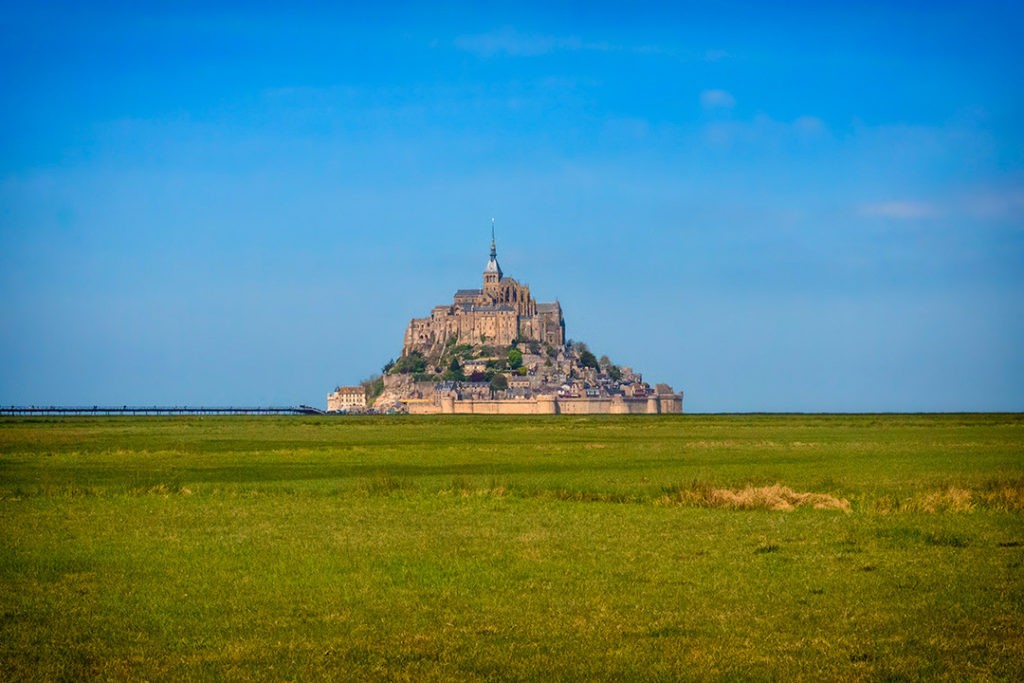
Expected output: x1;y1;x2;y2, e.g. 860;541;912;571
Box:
579;349;599;369
507;348;523;370
392;352;427;374
442;358;465;382
360;374;385;406
489;374;508;395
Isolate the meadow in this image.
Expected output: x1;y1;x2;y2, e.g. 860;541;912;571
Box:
1;414;1022;681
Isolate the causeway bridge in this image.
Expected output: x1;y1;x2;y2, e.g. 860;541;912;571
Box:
0;405;326;416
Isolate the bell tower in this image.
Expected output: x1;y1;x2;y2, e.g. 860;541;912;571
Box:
483;218;502;291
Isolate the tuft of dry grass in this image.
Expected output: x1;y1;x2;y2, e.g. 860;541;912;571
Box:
920;486;975;513
709;484;852;511
659;483;851;512
869;481;1024;514
979;479;1024;512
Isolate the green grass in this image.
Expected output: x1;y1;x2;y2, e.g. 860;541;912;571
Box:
1;414;1022;680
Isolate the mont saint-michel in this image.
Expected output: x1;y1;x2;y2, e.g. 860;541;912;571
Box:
329;226;682;414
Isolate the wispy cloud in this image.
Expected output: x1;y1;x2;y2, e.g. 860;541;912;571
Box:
454;27;710;60
859;188;1024;223
701;113;830;149
961;187;1024;220
455;27;595;57
700;89;736;110
860;200;942;220
793;115;825;136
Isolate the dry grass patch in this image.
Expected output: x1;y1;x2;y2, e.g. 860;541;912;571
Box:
920;486;975;513
870;481;1024;514
709;484;851;511
659;483;851;512
979;480;1024;512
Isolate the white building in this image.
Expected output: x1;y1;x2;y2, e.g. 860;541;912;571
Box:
327;386;366;412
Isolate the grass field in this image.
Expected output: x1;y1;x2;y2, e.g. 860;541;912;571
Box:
1;414;1022;680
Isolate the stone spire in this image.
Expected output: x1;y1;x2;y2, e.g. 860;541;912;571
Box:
484;217;502;281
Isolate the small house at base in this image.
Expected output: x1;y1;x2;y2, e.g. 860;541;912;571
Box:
327;386;366;412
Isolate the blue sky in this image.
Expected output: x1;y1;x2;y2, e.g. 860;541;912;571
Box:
1;1;1022;411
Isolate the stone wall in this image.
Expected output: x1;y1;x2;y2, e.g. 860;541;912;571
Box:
406;393;683;415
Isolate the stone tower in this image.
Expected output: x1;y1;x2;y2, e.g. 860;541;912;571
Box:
483;218;502;293
401;222;566;356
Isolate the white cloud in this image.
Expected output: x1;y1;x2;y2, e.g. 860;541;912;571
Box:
454;28;562;56
700;89;736;110
452;28;624;57
961;187;1024;220
700;113;831;150
454;28;732;61
793;115;826;136
859;188;1024;223
860;200;942;220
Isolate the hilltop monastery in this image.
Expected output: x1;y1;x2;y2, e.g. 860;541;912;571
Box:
329;225;682;414
403;230;565;357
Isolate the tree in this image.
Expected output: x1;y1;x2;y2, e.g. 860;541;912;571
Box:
392;352;427;374
607;364;622;381
360;374;385;406
507;348;523;370
382;359;395;374
489;374;508;395
579;348;599;369
442;358;465;382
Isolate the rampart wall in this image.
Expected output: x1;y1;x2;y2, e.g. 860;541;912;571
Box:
407;394;683;415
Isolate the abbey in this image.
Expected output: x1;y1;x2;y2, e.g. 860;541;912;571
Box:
402;228;565;356
328;223;682;414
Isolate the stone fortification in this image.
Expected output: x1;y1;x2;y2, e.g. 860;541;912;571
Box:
408;391;683;415
403;228;564;357
329;223;683;414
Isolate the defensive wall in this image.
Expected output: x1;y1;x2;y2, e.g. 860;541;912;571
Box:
407;393;682;415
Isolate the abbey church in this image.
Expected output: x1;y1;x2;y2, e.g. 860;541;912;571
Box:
403;228;565;357
329;223;682;414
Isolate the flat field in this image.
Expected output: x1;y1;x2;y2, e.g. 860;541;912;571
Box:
1;414;1022;681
